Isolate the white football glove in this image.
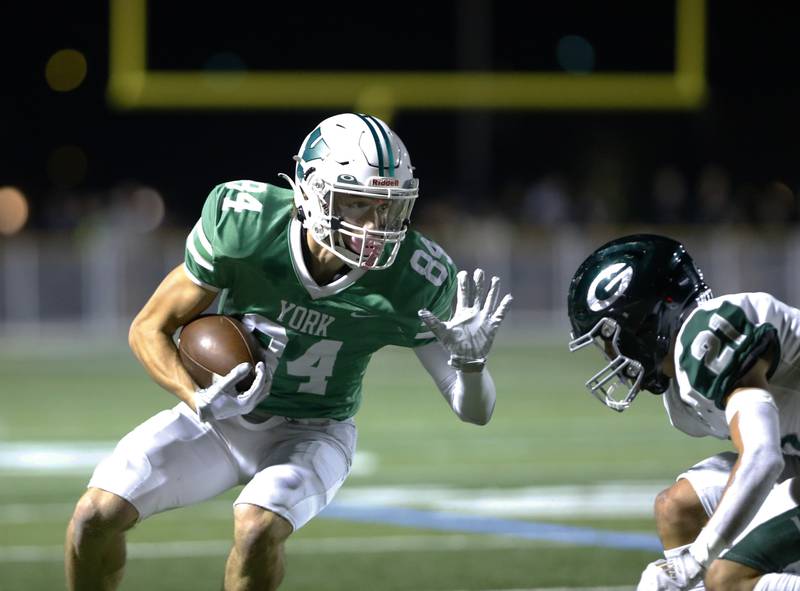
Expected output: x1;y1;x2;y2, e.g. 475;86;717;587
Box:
194;361;270;422
636;555;704;591
418;268;512;371
667;547;705;589
637;560;683;591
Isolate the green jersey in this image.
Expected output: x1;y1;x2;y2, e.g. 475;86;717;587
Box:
184;180;457;420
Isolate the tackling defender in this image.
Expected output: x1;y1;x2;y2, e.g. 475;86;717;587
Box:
64;113;512;591
567;234;800;591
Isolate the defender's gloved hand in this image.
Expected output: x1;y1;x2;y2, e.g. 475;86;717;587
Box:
669;547;705;589
637;560;681;591
418;269;512;372
637;555;703;591
194;361;270;422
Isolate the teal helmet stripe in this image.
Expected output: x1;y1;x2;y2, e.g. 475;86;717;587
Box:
354;113;385;176
365;115;395;177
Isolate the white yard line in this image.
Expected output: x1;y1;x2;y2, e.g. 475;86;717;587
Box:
336;483;664;518
0;442;378;476
0;441;116;472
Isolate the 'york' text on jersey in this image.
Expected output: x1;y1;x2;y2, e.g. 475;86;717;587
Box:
278;301;335;337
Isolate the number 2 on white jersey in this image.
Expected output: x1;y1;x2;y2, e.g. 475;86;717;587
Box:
689;312;746;375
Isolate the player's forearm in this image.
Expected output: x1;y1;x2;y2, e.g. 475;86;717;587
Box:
693;445;783;562
450;369;496;425
128;320;198;409
691;389;784;566
414;341;495;424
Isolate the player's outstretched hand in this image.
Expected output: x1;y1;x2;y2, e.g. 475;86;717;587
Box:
418;268;512;371
194;361;270;422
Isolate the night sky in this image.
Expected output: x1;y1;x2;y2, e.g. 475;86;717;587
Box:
3;1;800;229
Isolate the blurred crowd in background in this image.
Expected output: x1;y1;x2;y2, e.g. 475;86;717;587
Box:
11;156;800;239
512;163;795;227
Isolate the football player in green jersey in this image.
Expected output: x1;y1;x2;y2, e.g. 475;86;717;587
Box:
567;234;800;591
64;114;512;591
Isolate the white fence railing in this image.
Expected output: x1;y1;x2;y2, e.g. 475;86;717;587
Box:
3;223;800;336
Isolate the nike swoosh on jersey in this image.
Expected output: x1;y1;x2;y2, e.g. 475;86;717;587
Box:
351;311;379;318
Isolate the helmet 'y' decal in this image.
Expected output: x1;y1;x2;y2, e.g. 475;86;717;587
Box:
587;263;633;311
301;127;330;163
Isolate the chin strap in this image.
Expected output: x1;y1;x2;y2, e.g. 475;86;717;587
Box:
277;172;296;191
279;172;312;226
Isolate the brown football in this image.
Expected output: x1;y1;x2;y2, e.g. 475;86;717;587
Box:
178;315;260;392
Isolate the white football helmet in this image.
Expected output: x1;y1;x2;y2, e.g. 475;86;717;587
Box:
281;113;419;270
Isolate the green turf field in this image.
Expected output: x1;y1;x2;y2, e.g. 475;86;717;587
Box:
0;334;729;590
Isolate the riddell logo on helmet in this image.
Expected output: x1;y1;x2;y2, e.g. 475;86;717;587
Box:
368;178;400;187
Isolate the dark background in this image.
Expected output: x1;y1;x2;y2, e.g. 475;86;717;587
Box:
3;1;799;230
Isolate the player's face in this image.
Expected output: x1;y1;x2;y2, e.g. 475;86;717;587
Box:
332;193;409;232
330;192;413;265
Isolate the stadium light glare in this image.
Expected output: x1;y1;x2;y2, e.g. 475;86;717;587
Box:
128;186;166;233
556;35;595;74
0;187;30;236
46;49;88;92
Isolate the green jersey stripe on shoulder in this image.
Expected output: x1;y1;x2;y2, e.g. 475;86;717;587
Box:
355;113;385;176
182;263;220;292
186;221;214;271
679;300;778;408
191;219;214;257
365;114;395;177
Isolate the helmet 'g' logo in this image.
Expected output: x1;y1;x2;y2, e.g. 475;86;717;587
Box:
587;263;633;311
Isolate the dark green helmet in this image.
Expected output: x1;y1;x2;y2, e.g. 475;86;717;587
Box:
567;234;711;411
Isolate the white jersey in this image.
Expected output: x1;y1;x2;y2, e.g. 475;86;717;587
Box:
664;292;800;455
